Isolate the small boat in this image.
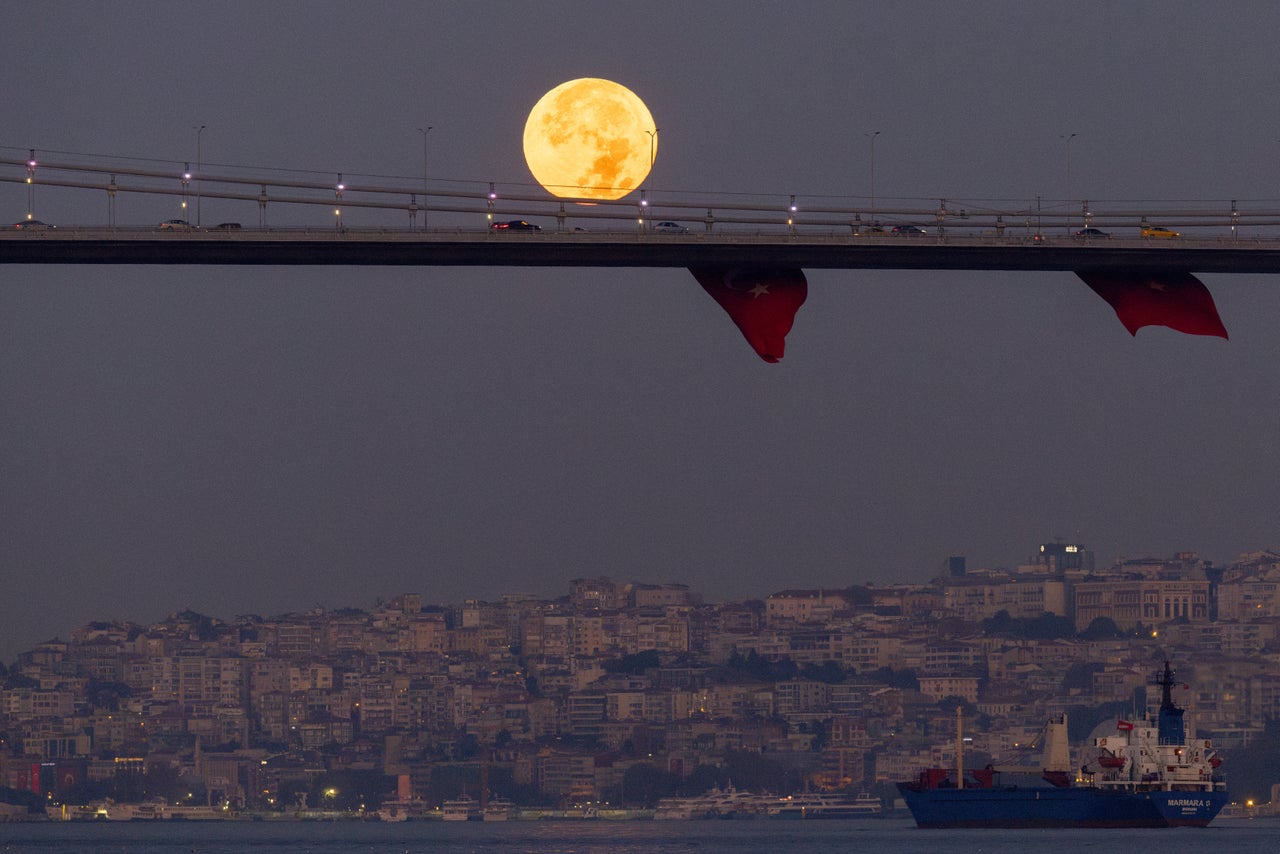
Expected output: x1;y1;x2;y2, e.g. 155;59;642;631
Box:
482;798;516;821
441;794;481;821
654;785;770;820
771;791;882;819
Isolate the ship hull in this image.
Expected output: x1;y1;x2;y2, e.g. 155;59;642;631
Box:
897;785;1228;829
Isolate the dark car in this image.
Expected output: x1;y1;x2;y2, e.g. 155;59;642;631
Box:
491;219;541;231
1075;227;1111;238
215;222;242;230
12;219;54;230
891;224;927;235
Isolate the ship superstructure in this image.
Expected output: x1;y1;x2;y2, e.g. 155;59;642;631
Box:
897;661;1228;828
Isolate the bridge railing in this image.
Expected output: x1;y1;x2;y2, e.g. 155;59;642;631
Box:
4;152;1280;239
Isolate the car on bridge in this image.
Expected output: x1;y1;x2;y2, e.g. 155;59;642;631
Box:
653;221;689;234
491;219;541;231
1075;227;1111;238
1141;225;1180;238
12;219;54;230
891;224;927;235
157;219;194;230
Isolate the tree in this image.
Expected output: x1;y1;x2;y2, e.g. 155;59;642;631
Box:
723;750;799;792
620;763;679;807
312;769;391;811
980;610;1019;636
800;661;847;683
1080;616;1123;640
937;696;979;718
724;650;799;682
1222;719;1280;805
603;650;661;674
869;666;919;691
678;764;726;796
1024;613;1075;639
1062;661;1105;691
0;786;44;814
454;733;480;760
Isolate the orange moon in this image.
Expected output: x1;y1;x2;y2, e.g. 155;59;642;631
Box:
523;78;656;201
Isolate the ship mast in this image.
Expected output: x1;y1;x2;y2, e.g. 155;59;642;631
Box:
1158;660;1177;711
1155;660;1186;745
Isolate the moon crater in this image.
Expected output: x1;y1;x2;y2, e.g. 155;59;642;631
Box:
523;78;656;201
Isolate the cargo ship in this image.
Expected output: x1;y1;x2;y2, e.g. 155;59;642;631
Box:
898;661;1227;828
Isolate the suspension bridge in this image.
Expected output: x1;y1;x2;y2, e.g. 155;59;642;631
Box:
4;150;1280;272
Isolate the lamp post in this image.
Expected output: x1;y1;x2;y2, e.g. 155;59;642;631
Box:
193;125;206;226
1061;132;1077;234
25;150;36;221
866;130;881;214
643;128;659;230
418;125;432;229
1061;133;1077;194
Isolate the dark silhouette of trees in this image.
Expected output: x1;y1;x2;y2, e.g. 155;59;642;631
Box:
799;661;848;683
1080;617;1124;640
980;610;1075;639
725;650;800;682
603;650;661;674
619;763;679;806
1221;718;1280;805
868;666;919;691
1062;661;1105;691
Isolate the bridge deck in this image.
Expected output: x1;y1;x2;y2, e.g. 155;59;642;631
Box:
5;229;1280;273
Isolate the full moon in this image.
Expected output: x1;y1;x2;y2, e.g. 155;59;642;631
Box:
523;78;656;201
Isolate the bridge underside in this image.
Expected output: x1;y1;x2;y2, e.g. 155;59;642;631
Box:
4;237;1280;273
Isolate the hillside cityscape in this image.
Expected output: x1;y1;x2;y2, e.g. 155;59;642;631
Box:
4;542;1280;821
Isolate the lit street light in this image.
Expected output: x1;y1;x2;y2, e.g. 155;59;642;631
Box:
643;128;659;230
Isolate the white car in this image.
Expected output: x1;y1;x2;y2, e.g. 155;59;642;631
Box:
157;219;194;230
653;221;689;234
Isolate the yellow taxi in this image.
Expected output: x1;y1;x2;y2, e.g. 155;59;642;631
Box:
1141;225;1180;238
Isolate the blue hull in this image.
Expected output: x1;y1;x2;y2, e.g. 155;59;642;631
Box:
898;785;1228;828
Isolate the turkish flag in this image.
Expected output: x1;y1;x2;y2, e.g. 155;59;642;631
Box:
690;266;808;362
1076;271;1228;339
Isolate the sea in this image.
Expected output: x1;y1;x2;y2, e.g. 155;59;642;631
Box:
2;818;1279;854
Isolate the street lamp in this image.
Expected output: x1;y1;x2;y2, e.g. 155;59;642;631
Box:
418;125;432;229
1061;133;1077;234
25;150;36;220
866;131;881;214
644;128;659;189
193;125;206;226
642;128;659;230
1061;133;1077;194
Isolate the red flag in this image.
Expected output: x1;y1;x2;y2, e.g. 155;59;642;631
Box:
690;266;808;362
1076;271;1228;339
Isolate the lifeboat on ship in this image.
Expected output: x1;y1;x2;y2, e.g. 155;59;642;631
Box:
1098;751;1125;769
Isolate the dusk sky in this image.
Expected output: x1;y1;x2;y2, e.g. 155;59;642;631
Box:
3;2;1279;660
